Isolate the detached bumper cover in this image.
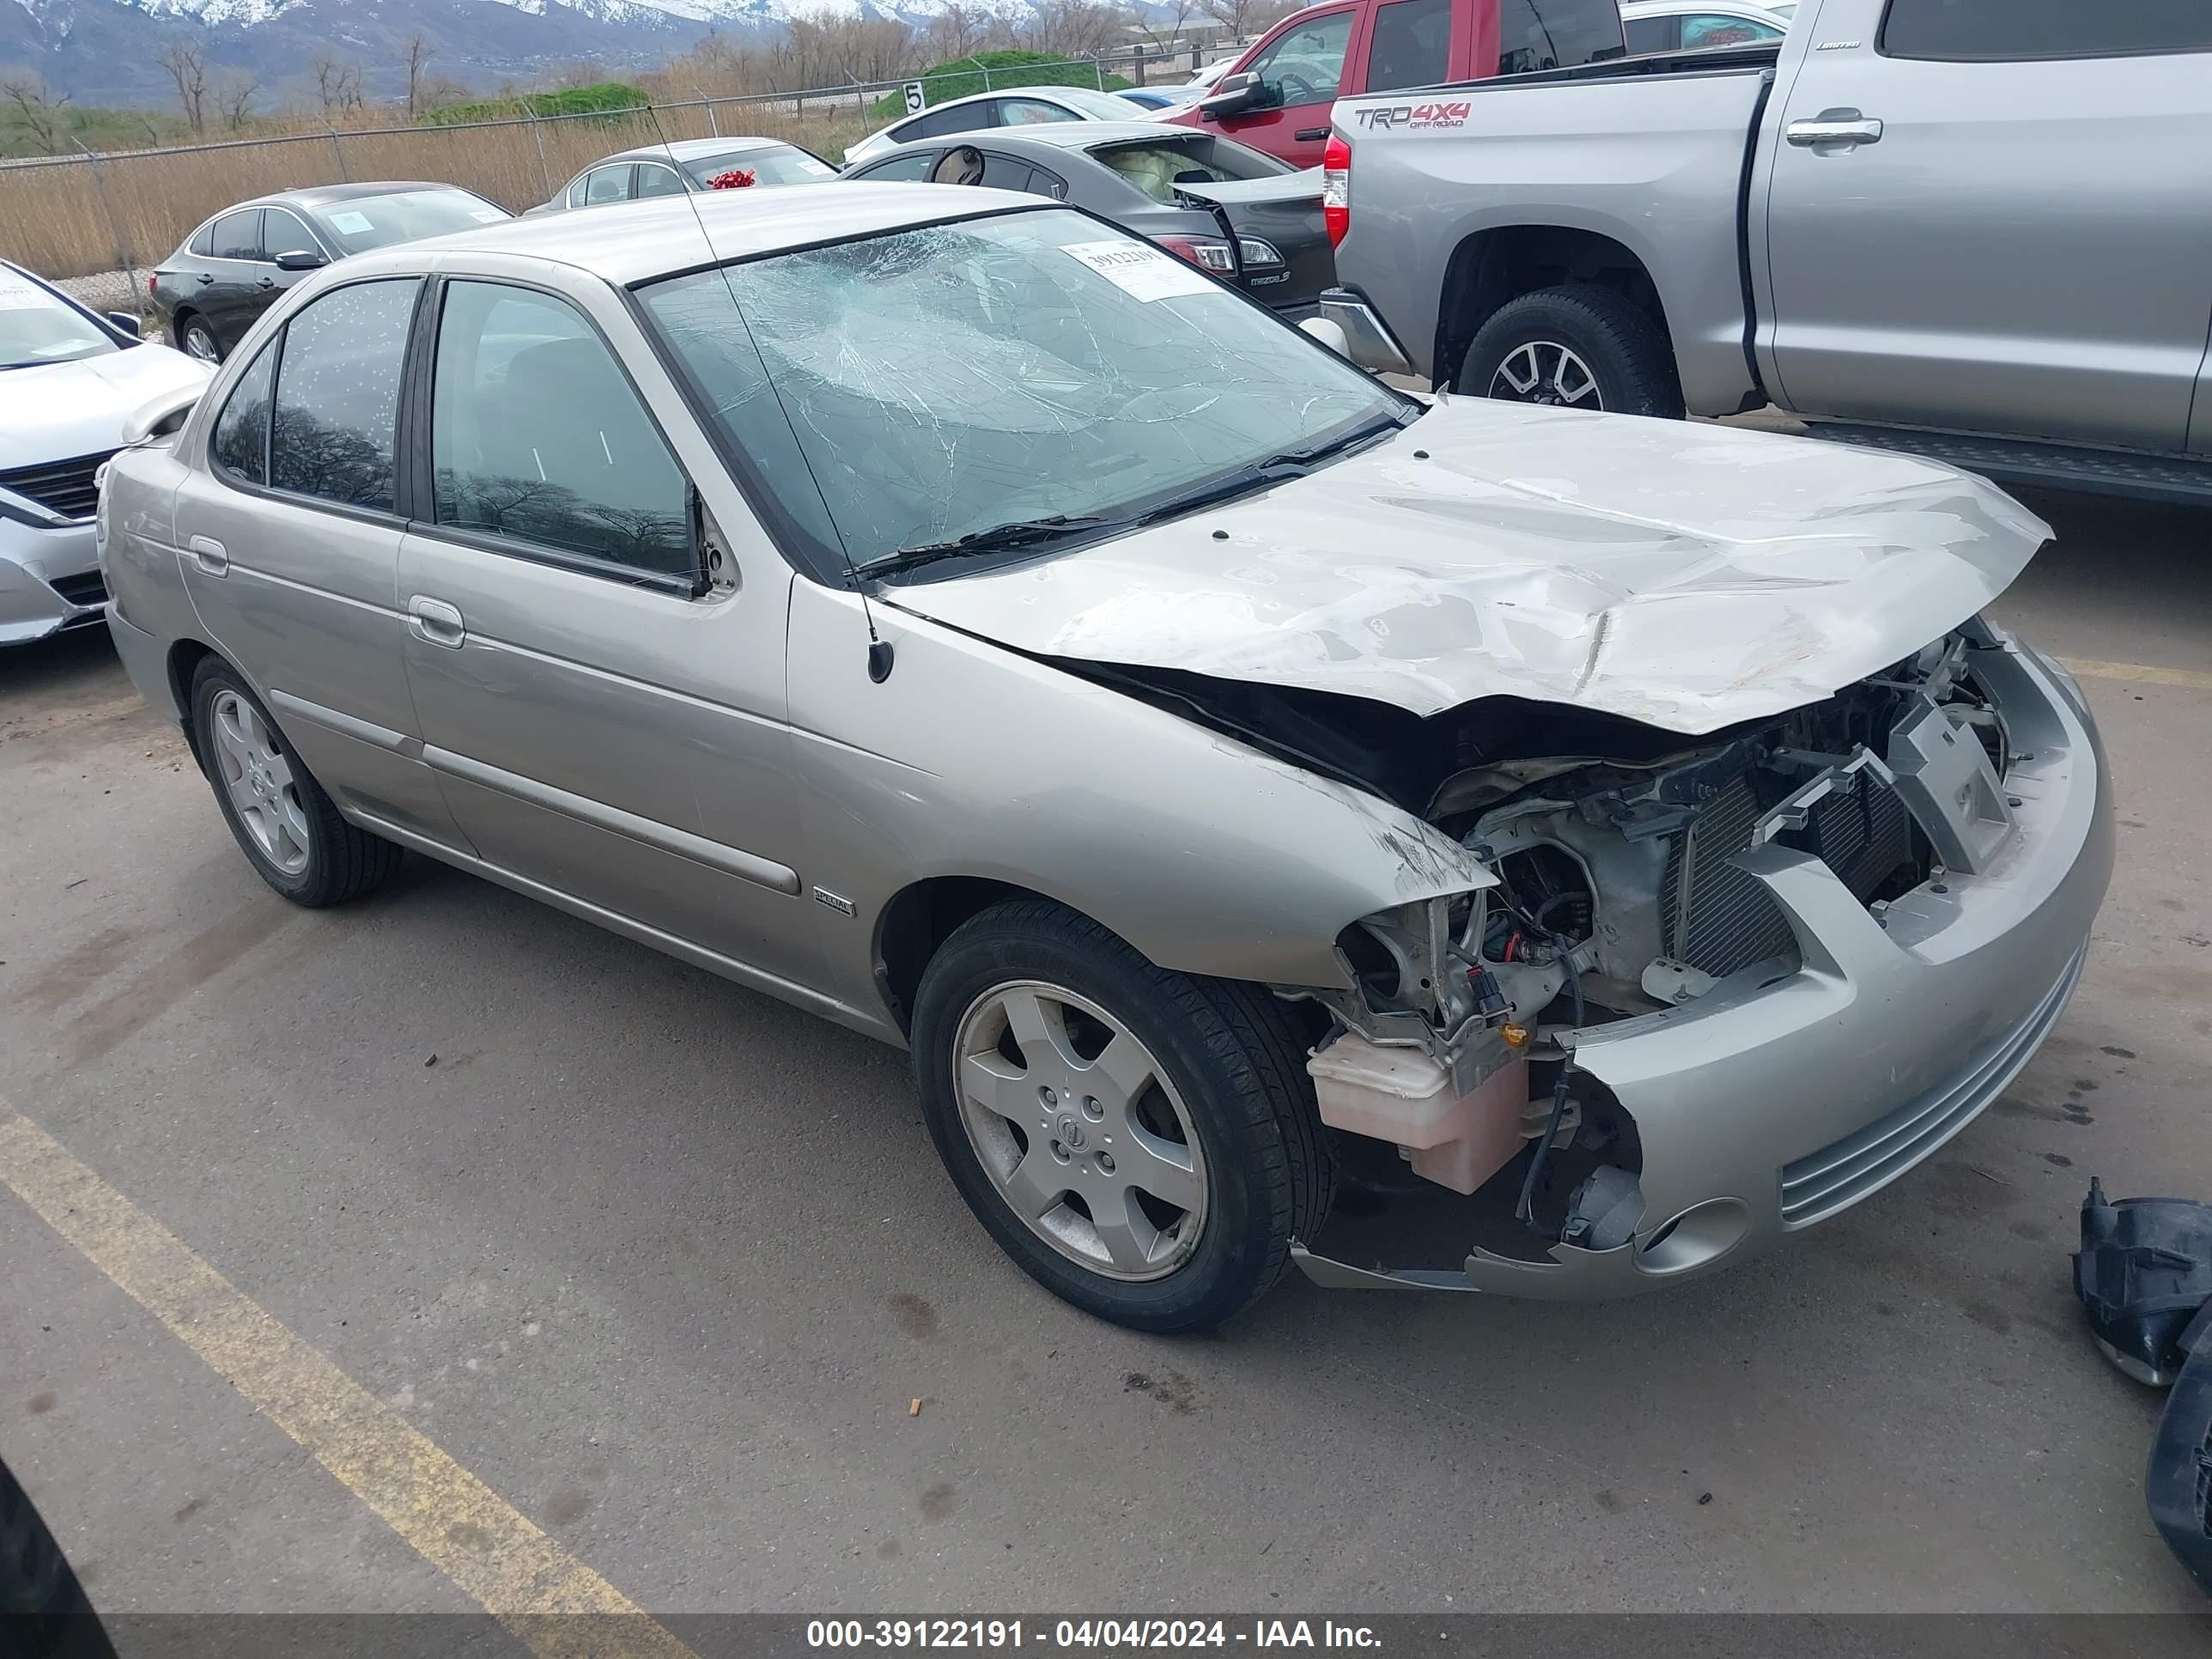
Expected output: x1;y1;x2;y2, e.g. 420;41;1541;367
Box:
1294;635;2113;1298
1317;287;1415;378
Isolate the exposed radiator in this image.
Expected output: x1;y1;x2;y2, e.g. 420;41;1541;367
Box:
1661;773;1917;979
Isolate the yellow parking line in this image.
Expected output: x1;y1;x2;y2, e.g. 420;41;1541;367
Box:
0;1101;696;1659
2059;656;2212;694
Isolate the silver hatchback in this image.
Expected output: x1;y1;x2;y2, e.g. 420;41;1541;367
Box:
100;185;2110;1331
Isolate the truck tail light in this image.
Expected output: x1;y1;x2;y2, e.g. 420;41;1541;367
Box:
1155;234;1237;274
1322;133;1351;248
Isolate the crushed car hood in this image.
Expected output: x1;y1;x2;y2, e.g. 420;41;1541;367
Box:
883;398;2051;733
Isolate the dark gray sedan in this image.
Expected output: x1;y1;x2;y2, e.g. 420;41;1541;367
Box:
842;122;1334;317
150;182;509;364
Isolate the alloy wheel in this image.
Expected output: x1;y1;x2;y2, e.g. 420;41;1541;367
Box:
210;690;311;875
952;980;1208;1281
1489;339;1604;409
182;323;219;363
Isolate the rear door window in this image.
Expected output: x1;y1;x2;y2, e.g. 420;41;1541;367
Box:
1880;0;2212;60
190;222;216;257
1625;15;1681;52
267;279;418;514
583;166;633;205
1365;0;1454;93
979;153;1039;193
635;162;687;198
1498;0;1627;72
996;97;1082;127
211;210;263;262
898;103;994;142
1681;13;1784;47
854;151;943;182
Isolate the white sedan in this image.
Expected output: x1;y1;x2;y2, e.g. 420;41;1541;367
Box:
843;84;1142;167
0;261;209;646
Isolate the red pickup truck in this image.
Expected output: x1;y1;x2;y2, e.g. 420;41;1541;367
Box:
1158;0;1626;168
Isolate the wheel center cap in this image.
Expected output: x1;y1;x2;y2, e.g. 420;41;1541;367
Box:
1057;1114;1085;1152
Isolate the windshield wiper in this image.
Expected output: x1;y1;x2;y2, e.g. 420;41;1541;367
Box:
862;514;1116;580
1132;410;1414;530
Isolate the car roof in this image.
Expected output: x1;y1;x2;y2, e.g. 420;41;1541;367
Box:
605;137;799;166
236;181;481;213
377;181;1042;285
873;120;1203;157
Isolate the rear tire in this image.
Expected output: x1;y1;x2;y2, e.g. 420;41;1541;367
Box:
911;899;1334;1333
1457;283;1683;419
176;313;221;364
189;658;401;908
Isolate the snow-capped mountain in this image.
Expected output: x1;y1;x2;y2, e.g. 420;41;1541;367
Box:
3;0;1043;107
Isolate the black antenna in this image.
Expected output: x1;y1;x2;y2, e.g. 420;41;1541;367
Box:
639;101;893;683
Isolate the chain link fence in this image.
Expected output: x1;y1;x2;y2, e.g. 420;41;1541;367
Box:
2;48;1207;292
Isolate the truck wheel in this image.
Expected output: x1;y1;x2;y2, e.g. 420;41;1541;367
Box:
910;899;1334;1333
1458;284;1683;419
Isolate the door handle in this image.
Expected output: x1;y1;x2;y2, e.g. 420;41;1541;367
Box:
408;594;466;648
187;535;228;576
1295;126;1331;142
1786;114;1883;148
256;277;276;290
195;273;215;285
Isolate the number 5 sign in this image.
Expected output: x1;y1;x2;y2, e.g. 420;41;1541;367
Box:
902;81;926;115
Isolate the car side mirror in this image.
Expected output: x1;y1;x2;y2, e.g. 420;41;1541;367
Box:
1200;72;1262;121
274;248;328;272
106;311;143;336
122;377;210;445
1299;316;1352;358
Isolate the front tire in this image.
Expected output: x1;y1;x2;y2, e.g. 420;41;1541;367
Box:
1457;283;1683;418
189;658;401;907
911;899;1334;1333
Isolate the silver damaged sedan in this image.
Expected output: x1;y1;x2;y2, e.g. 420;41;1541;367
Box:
99;185;2112;1331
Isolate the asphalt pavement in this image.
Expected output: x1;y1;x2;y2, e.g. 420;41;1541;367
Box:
3;482;2209;1620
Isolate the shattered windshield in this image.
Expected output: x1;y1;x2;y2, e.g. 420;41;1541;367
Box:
635;208;1399;576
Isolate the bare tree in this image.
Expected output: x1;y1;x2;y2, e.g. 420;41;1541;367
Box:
404;33;436;120
157;38;210;135
312;54;365;117
1196;0;1291;48
215;69;259;131
0;68;71;155
1021;2;1123;60
1122;0;1198;72
924;6;988;63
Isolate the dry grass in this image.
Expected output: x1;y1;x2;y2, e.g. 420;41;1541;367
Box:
0;103;872;283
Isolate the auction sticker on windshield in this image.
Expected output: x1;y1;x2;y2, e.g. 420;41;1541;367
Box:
327;210;374;234
1061;240;1214;301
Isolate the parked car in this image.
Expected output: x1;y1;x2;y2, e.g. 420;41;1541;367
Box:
1324;0;2212;500
1156;0;1626;167
842;123;1335;316
1620;0;1790;52
149;183;510;365
842;84;1145;167
530;137;838;216
1116;87;1200;111
102;185;2107;1331
1;259;207;646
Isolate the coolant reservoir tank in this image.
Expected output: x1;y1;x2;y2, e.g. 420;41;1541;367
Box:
1307;1030;1530;1196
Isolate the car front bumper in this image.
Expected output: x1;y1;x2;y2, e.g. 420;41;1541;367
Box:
1294;634;2113;1298
1;517;108;647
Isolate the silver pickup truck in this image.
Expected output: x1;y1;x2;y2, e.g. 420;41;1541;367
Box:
1322;0;2212;501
